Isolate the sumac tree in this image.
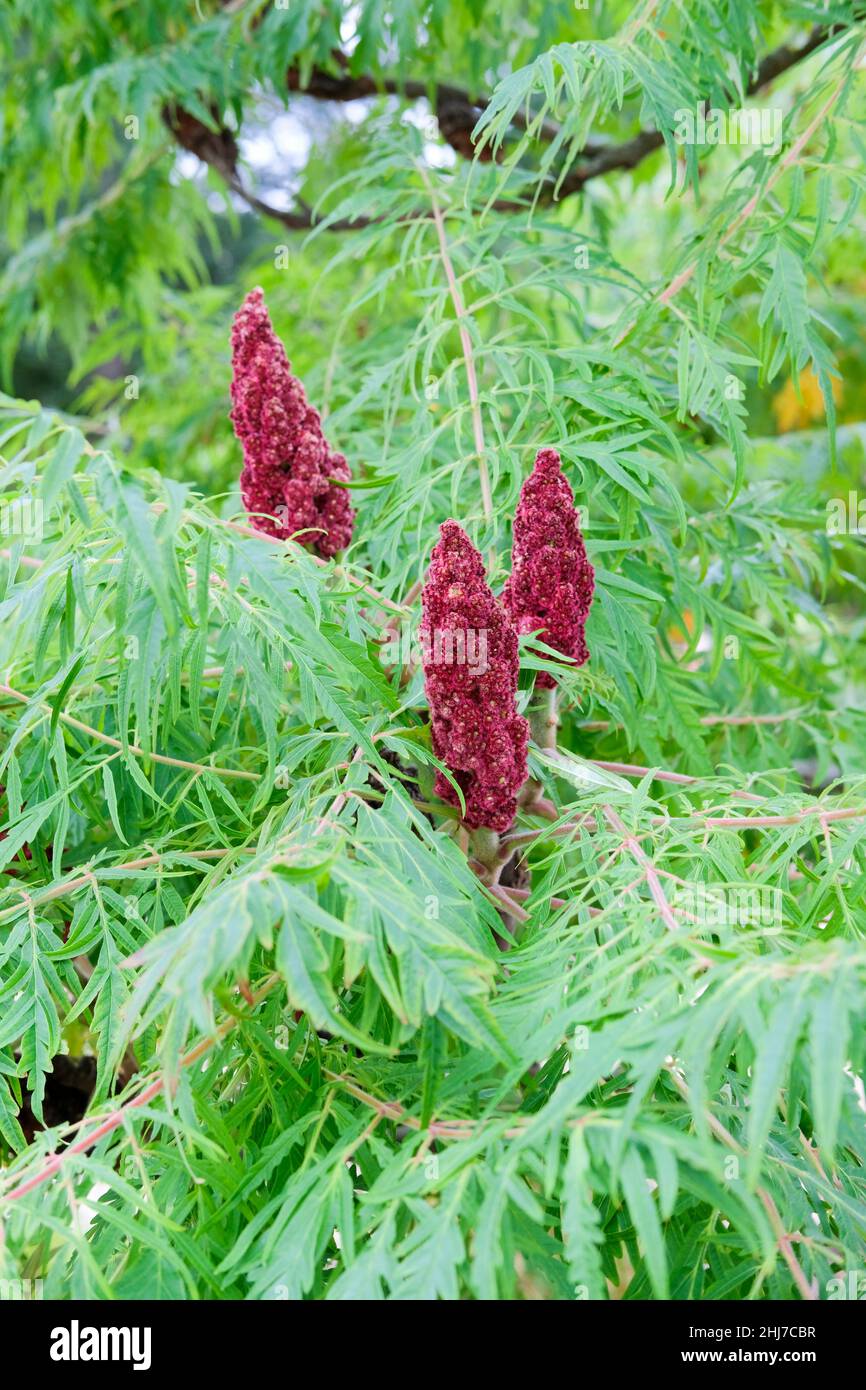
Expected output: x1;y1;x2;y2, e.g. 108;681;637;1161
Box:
1;1;865;1302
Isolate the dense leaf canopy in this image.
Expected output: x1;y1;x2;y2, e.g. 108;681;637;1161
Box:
1;0;865;1301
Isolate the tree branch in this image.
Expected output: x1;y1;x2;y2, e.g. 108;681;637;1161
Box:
287;53;568;155
418;163;493;527
554;22;832;201
0;973;283;1204
165;23;840;232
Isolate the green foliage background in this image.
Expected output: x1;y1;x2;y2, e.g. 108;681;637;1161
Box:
1;0;866;1300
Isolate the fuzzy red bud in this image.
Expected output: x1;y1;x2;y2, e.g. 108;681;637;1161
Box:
503;448;594;689
421;521;528;833
229;288;354;558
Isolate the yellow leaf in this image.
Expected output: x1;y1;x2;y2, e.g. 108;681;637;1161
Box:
772;367;842;432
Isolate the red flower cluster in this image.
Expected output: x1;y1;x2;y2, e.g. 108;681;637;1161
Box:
421;521;528;833
503;448;594;688
227;292;592;833
229;288;354;558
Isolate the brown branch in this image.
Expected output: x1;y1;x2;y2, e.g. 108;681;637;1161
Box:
165;23;840;232
581;707;815;732
555;23;833;201
2;506;409;616
667;1067;818;1300
0;973;283;1204
0;548;43;570
587;756;764;805
418;164;493;527
0;682;260;783
286;56;568;152
502;800;866;849
701;805;865;831
313;747;364;836
0;849;254;926
614;46;860;343
602;804;678;932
